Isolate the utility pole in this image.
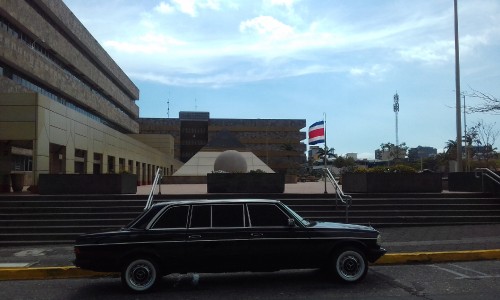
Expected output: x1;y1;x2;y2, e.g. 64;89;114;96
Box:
454;0;463;172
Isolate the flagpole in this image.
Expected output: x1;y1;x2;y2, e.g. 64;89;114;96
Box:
323;112;327;194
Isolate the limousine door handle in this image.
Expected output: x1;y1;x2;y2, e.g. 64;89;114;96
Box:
251;233;263;237
188;235;202;239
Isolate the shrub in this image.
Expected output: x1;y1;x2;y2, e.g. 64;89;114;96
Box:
353;164;417;173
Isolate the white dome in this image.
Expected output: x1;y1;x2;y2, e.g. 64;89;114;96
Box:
214;150;247;173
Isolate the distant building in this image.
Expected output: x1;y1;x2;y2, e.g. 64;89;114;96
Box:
308;146;322;161
139;112;307;173
375;148;407;161
408;146;437;161
346;153;358;160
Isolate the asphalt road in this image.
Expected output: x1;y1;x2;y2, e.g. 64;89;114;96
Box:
1;260;499;300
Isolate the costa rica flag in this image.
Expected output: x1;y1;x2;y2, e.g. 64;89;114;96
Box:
308;121;325;145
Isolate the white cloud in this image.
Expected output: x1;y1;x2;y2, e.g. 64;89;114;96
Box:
270;0;295;10
240;16;294;40
398;41;454;64
349;64;389;80
154;2;175;14
104;33;187;54
155;0;222;17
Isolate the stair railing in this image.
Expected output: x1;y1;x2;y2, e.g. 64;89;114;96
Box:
145;168;163;211
324;168;352;222
474;168;500;192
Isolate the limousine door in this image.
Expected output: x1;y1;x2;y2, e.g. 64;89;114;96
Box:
246;203;310;270
185;204;253;272
147;205;190;271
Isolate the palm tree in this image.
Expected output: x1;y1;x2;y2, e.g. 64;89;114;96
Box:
444;140;457;160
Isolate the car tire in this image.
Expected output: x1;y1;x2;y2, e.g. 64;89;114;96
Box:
121;257;159;293
331;247;368;283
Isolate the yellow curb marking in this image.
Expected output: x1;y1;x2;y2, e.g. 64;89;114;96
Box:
375;249;500;265
0;266;117;281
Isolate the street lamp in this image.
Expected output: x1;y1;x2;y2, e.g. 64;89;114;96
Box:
454;0;463;172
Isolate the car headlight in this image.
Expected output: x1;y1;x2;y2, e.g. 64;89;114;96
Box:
376;234;382;246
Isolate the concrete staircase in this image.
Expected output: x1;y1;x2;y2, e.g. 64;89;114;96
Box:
0;192;499;246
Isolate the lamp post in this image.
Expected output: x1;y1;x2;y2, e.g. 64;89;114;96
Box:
454;0;463;172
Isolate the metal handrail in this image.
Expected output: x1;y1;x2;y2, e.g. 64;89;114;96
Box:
145;168;163;211
324;168;352;222
474;168;500;192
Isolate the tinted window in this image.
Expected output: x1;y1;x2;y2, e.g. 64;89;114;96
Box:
152;205;189;229
248;204;290;227
190;205;211;228
212;204;244;228
126;205;163;229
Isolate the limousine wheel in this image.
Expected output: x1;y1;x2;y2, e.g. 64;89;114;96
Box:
121;258;159;293
332;248;367;283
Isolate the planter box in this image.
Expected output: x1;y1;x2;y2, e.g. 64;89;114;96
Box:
285;174;298;184
342;173;442;193
207;173;285;193
10;173;25;192
38;174;137;195
448;172;500;194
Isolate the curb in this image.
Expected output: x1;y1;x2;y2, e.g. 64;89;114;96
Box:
375;249;500;265
0;266;117;281
1;249;499;281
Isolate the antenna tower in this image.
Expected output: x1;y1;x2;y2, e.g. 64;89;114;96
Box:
393;92;400;147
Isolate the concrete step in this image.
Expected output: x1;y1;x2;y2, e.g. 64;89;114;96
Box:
0;192;498;246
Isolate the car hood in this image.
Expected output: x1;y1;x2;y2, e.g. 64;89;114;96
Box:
310;221;378;233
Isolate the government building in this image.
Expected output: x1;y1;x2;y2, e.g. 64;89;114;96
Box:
139;112;306;175
0;0;306;192
0;0;182;191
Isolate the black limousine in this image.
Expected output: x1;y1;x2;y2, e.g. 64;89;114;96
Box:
74;199;386;292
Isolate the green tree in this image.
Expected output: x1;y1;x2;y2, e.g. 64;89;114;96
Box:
380;142;408;161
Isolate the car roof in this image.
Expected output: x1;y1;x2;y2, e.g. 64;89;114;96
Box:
151;199;281;208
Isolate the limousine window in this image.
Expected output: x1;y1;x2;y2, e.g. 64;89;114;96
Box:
190;205;211;228
247;204;290;227
189;204;245;228
152;205;189;229
212;204;244;227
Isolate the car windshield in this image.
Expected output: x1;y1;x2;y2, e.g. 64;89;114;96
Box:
124;205;164;229
281;203;312;227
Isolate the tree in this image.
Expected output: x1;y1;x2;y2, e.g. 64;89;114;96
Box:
464;89;500;114
444;139;457;160
468;120;498;162
379;142;408;160
333;156;356;171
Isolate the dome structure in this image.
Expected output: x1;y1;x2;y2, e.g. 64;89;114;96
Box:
214;150;247;173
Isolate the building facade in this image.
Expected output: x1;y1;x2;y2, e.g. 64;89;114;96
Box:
0;0;180;191
408;146;438;162
139;112;307;174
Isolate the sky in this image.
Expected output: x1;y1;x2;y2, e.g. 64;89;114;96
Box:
62;0;500;159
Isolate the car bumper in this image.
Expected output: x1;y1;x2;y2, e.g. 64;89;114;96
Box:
367;247;387;263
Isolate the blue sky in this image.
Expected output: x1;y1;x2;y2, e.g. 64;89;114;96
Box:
63;0;500;159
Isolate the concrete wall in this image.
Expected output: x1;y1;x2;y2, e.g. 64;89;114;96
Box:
0;92;172;187
0;0;139;132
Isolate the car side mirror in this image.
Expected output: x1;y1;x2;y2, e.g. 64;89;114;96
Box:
288;218;296;227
